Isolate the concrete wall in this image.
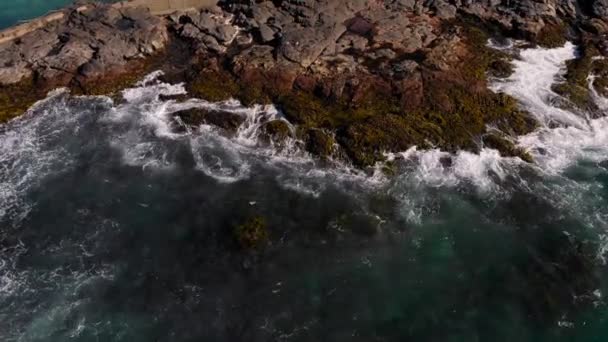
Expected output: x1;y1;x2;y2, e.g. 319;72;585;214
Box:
0;0;218;45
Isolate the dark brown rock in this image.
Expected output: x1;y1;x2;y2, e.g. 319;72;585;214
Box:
173;108;245;132
305;129;336;158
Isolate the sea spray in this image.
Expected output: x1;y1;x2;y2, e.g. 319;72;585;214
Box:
491;43;608;173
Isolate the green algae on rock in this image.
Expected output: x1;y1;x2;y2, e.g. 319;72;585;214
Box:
553;43;608;112
235;216;269;250
188;70;241;103
0;78;41;123
483;133;533;163
261;120;293;144
534;22;569;49
305;129;336;159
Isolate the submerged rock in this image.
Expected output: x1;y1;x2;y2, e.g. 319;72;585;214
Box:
234;216;269;250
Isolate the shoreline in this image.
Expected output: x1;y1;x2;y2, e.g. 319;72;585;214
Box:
1;0;608;168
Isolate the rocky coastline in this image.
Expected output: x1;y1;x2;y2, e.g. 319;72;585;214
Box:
1;0;608;167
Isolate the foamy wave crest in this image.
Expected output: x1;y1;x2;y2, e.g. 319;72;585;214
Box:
106;71;389;194
491;42;608;173
387;147;520;194
491;42;582;127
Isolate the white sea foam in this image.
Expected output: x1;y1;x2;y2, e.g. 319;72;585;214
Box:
107;71;388;195
492;42;608;173
0;89;108;223
387;147;516;193
491;42;582;127
393;42;608;192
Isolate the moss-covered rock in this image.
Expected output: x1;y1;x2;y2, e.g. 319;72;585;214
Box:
234;216;269;250
0;78;40;123
457;21;513;82
338;113;432;166
489;59;514;78
305;129;336;158
188;70;241;102
535;22;569;48
483;133;533;163
260;119;293;144
552;43;608;111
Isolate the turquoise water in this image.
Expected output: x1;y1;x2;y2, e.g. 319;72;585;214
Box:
0;0;115;29
0;1;75;29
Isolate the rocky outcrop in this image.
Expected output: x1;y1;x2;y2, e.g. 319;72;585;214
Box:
0;4;168;88
166;0;561;165
2;0;608;166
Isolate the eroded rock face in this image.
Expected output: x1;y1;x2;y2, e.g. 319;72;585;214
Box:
0;4;168;87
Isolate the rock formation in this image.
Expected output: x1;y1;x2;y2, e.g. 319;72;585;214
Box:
0;4;167;88
1;0;608;166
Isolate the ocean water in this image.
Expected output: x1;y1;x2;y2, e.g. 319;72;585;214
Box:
0;1;75;29
1;42;608;341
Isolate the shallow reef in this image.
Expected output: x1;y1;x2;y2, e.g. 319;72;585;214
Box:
235;215;269;250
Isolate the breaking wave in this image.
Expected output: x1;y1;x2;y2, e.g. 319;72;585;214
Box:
104;71;387;197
